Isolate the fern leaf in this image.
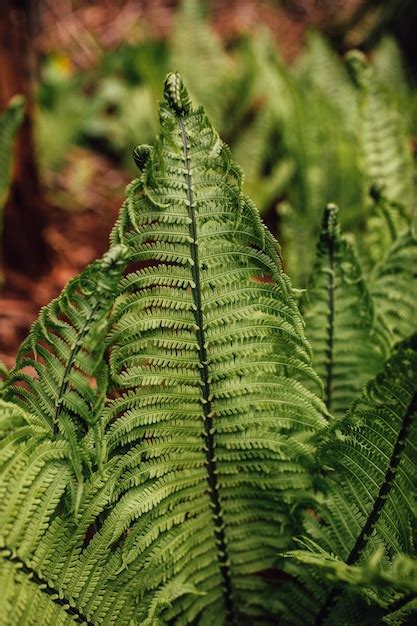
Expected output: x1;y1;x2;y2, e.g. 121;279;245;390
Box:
287;548;417;597
4;245;127;495
296;31;357;133
0;72;327;626
372;36;412;131
107;72;326;624
346;50;415;210
282;335;417;625
358;183;411;270
300;204;389;418
370;229;417;344
171;0;234;127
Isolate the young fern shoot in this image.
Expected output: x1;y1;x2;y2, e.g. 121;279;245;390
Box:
300;204;389;418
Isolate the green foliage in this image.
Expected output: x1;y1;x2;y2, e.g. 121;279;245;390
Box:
34;4;417;289
372;36;412;131
0;95;25;230
346;50;414;211
2;62;417;625
4;245;127;511
371;227;417;345
0;74;328;626
300;204;389;418
171;0;235;128
287;549;417;597
0;361;8;396
283;336;417;625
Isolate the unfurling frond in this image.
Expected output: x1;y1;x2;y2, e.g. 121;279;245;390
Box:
282;336;417;625
300;204;389;418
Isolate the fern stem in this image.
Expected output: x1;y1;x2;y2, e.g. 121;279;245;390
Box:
324;233;335;411
2;547;95;625
179;117;237;625
315;391;417;625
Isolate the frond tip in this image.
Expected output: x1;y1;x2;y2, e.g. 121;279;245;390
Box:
164;72;192;114
320;203;339;239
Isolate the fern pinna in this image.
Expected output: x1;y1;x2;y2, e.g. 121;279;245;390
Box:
0;73;326;625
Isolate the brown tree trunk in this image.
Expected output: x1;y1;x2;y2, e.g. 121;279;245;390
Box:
0;0;52;278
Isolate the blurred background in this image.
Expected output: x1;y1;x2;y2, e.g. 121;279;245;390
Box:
1;0;416;367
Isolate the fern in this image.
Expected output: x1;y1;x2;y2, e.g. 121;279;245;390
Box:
0;73;327;626
171;0;234;128
0;361;8;396
346;50;415;211
370;228;417;344
282;335;417;625
2;58;416;625
287;549;417;598
296;31;357;134
4;245;128;510
300;204;389;418
372;36;412;132
107;72;326;624
359;182;411;273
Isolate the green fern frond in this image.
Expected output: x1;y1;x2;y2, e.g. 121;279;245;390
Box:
232;107;294;214
300;204;389;418
287;547;417;597
171;0;234;127
282;335;417;625
372;36;412;130
107;71;326;624
346;50;415;211
370;228;417;343
4;245;127;505
296;31;357;133
359;183;411;271
0;72;327;626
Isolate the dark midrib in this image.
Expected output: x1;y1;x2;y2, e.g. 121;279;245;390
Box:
315;392;417;625
3;548;94;625
178;117;236;625
54;301;100;433
324;235;335;412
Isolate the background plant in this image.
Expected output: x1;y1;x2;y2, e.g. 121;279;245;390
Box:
33;0;417;287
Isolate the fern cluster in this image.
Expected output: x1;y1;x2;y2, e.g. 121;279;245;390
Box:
1;71;416;626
